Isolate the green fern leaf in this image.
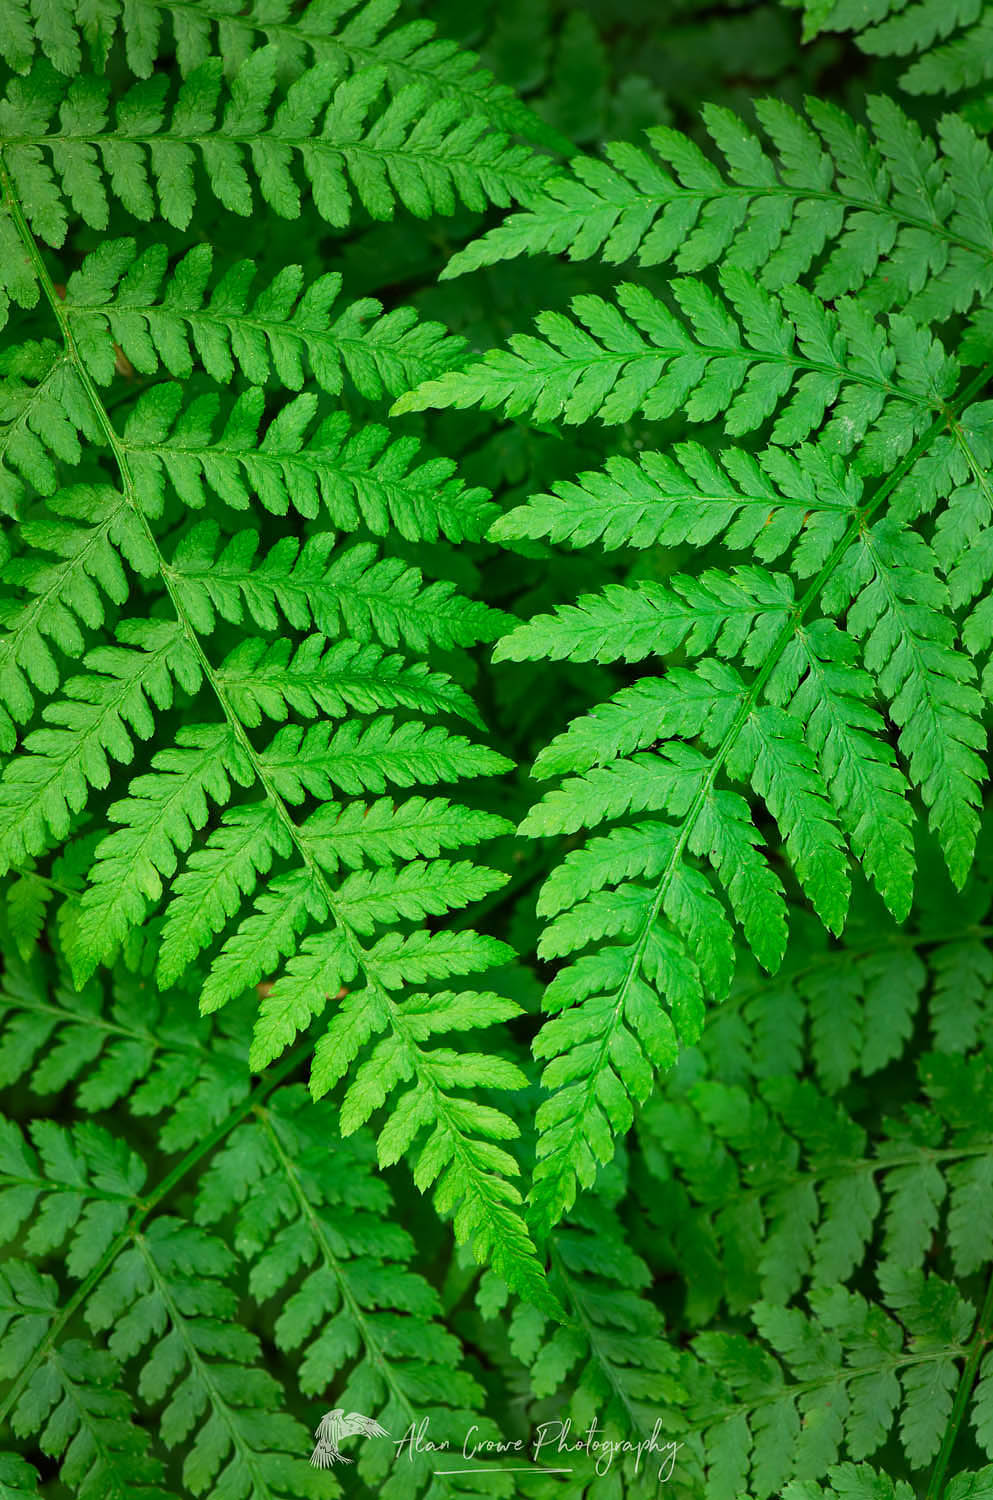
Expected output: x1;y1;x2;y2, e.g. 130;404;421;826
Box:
121;385;494;541
0;52;554;244
169;523;506;652
63;239;469;401
0;0;569;152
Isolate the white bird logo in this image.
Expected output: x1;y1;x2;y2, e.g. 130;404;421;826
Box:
309;1408;391;1468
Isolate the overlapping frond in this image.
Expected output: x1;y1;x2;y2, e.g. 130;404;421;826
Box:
616;880;993;1500
0;11;557;1307
700;917;993;1091
640;1054;993;1316
0;947;261;1145
196;1084;517;1496
785;1467;993;1500
397;88;993;1238
405;417;985;1231
0;1053;320;1500
672;1268;986;1496
0;948;508;1499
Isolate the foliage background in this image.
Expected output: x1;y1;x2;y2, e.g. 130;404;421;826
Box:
2;1;993;1499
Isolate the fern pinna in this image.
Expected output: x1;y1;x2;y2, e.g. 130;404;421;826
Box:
0;8;564;1313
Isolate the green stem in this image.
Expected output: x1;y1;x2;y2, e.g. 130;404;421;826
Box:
925;1264;993;1500
7;864;80;899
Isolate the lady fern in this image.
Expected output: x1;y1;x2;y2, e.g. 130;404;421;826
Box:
398;85;993;1236
0;2;561;1312
3;1;993;1498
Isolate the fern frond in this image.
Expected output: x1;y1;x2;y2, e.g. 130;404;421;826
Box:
0;960;402;1499
399;94;993;1234
618;890;993;1492
489;441;858;573
673;1269;981;1492
195;1084;518;1495
0;1115;144;1276
0;953;253;1147
699;915;993;1092
500;568;978;1224
0;1280;170;1500
87;1217;324;1498
639;1056;993;1313
3;5;993;1496
783;1464;993;1500
0;472;548;1308
398;55;993;1226
0;1135;172;1498
0;948;523;1494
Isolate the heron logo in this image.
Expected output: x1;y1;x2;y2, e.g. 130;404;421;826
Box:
309;1409;391;1468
